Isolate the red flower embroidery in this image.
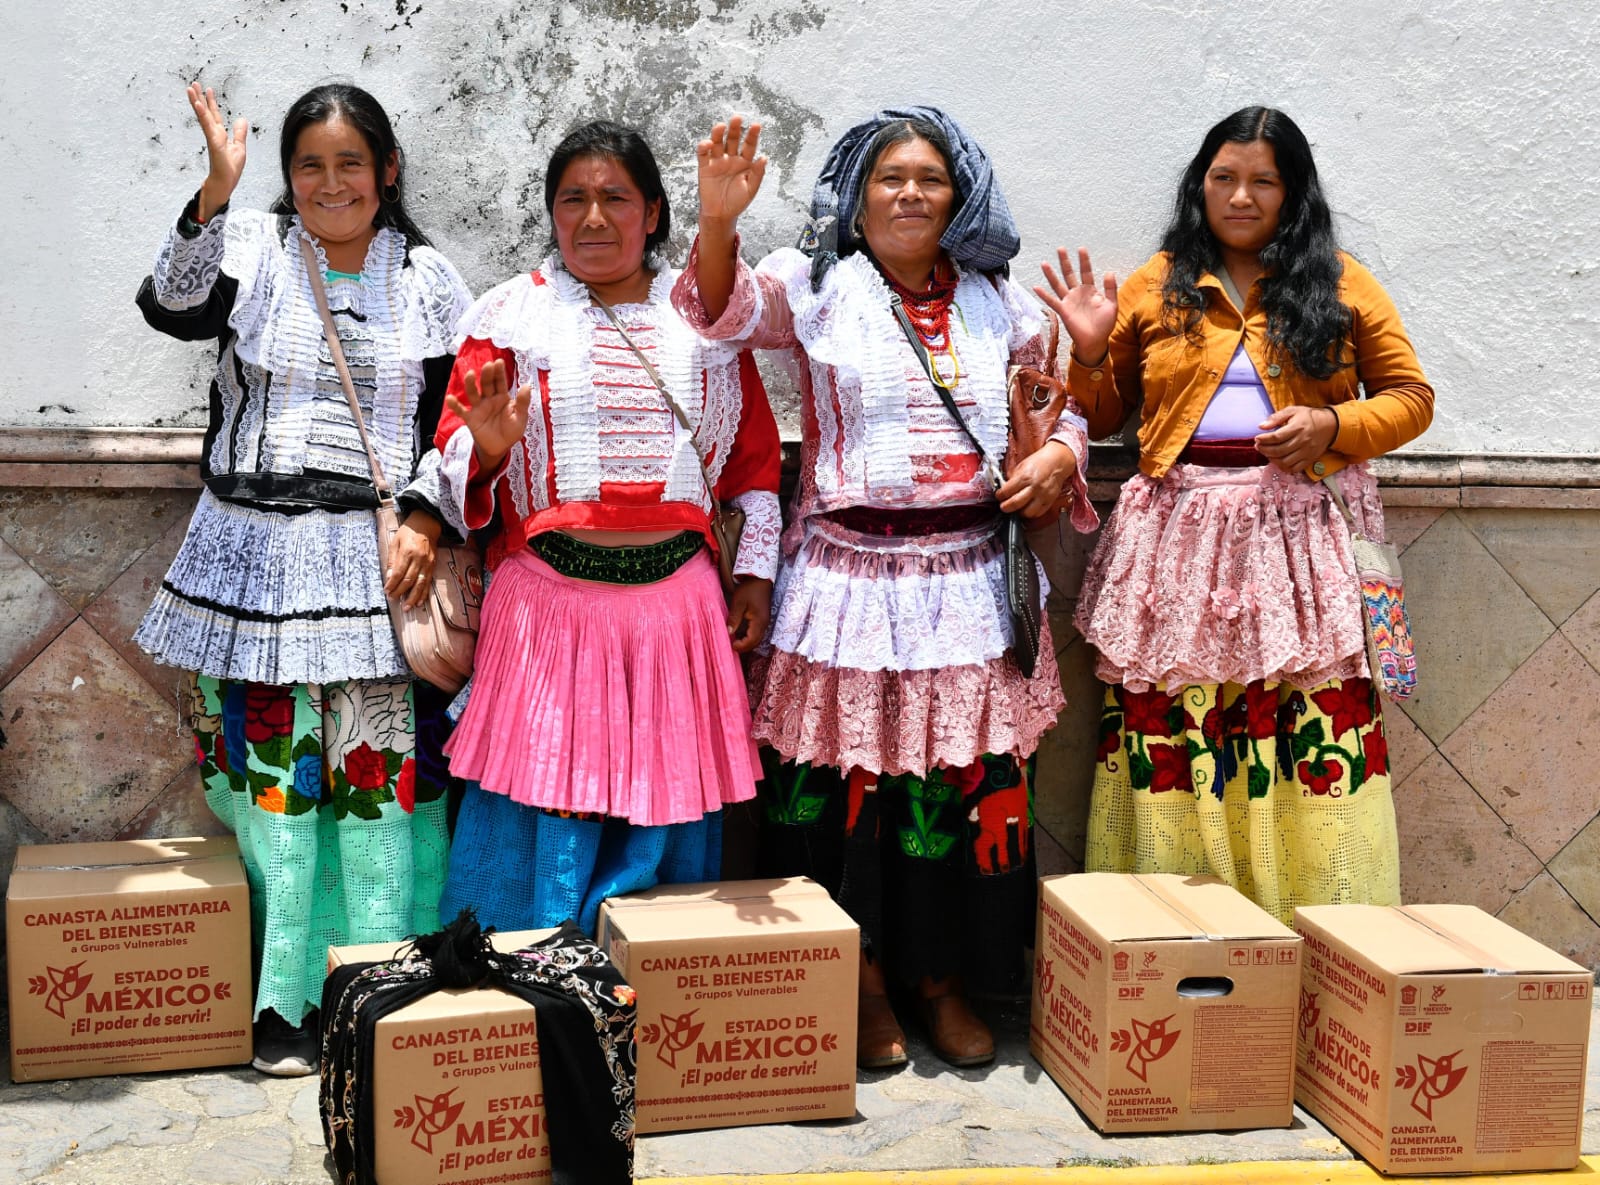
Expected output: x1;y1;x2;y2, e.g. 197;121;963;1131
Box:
1246;682;1279;740
1096;724;1121;763
1299;758;1344;796
395;758;416;814
193;736;207;767
244;685;294;743
1149;744;1193;793
1362;727;1389;779
214;733;229;775
344;742;390;791
1123;689;1176;739
1311;681;1374;740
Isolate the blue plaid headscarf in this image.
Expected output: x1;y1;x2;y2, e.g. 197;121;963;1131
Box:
800;105;1020;289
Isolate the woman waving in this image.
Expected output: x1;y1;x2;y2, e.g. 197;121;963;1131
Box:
1037;107;1433;923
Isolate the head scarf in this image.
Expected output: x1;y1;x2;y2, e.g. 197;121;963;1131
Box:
800;105;1020;289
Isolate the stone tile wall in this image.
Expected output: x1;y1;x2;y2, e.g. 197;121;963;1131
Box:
2;433;1599;970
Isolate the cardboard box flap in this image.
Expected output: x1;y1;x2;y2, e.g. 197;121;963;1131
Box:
1297;903;1583;975
9;837;244;899
14;836;239;871
599;877;829;911
1399;904;1588;975
1057;873;1297;941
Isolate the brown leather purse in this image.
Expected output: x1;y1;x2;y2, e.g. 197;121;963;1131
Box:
1005;311;1076;525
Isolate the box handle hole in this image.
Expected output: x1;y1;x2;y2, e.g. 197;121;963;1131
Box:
1177;976;1235;998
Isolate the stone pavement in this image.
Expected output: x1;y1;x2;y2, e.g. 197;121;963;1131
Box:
3;996;1597;1184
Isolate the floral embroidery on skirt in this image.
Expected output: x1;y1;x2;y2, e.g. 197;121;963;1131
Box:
191;674;451;1022
1086;676;1399;924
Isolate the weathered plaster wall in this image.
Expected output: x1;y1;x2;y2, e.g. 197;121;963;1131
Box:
2;0;1596;448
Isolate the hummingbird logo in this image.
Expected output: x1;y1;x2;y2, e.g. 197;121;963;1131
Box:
1394;1050;1468;1119
29;961;93;1019
394;1088;465;1153
1110;1014;1182;1082
652;1009;704;1070
1297;988;1321;1044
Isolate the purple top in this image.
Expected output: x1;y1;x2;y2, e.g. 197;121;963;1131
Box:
1193;345;1274;441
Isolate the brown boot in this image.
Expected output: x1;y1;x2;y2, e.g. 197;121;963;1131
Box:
917;977;994;1068
857;952;907;1069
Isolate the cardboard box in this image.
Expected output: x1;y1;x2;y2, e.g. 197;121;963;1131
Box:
6;836;252;1081
1294;903;1593;1175
1029;872;1302;1132
598;877;857;1133
326;930;556;1185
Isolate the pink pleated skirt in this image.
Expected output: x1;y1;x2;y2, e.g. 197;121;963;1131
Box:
443;547;759;827
1075;463;1384;691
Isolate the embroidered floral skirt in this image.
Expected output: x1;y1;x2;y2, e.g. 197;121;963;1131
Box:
1087;678;1399;923
761;752;1036;996
1078;464;1400;922
191;674;450;1023
752;514;1061;995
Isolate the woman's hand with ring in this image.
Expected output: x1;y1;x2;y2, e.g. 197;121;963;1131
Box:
697;115;767;228
1254;405;1340;474
385;511;442;609
997;440;1078;518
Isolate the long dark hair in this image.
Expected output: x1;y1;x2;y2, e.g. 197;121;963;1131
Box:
849;118;961;251
1160;107;1349;379
543;121;671;259
270;83;430;247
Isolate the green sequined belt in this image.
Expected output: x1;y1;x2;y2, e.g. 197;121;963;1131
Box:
532;530;703;585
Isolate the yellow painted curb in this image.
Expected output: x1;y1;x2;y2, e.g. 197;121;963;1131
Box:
644;1156;1600;1184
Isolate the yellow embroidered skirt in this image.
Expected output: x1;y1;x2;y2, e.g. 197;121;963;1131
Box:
1086;677;1400;924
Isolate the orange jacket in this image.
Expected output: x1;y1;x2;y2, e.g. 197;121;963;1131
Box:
1067;252;1433;479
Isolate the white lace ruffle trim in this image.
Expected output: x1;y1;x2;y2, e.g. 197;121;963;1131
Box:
764;520;1043;673
451;257;747;513
134;490;405;684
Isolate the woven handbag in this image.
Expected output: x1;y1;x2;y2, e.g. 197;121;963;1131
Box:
1324;475;1417;701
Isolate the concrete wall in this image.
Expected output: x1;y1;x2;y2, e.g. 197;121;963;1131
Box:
3;0;1597;448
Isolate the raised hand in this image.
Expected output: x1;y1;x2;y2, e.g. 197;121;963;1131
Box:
187;82;249;222
443;359;532;472
1035;248;1118;367
696;116;767;226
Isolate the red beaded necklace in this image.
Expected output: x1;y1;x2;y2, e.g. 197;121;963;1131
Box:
883;265;962;387
884;270;959;348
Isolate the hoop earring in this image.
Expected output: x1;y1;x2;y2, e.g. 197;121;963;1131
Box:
382;183;400;203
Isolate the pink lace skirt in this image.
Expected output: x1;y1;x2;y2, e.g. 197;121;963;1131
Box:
1075;463;1384;691
752;517;1066;775
444;548;759;826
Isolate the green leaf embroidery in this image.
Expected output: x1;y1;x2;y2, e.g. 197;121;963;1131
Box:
1247;761;1271;800
1128;748;1154;791
291;733;321;764
251;734;290;773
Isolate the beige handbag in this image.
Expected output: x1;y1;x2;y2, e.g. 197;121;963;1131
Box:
591;295;744;600
299;237;483;692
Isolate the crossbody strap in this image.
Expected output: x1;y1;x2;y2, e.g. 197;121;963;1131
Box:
297;235;394;504
888;292;1002;489
590;293;722;509
1320;473;1364;538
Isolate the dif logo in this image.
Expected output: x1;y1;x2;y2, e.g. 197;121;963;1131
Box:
1404;1020;1432;1035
